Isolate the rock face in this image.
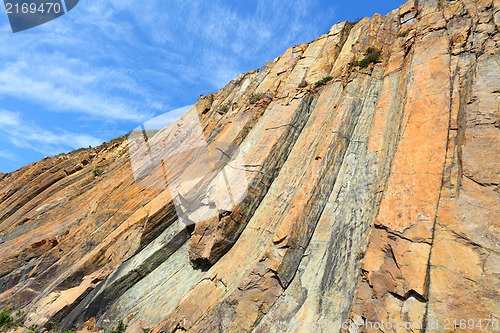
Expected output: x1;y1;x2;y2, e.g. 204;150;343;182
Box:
0;0;499;332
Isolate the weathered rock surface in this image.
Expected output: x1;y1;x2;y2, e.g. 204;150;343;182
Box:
0;0;498;332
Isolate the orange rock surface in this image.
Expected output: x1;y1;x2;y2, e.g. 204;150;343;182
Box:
0;0;498;332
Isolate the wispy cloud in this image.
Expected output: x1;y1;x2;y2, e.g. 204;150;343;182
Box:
0;0;337;172
0;109;21;126
106;0;336;89
0;55;157;122
0;0;335;120
0;109;102;156
0;149;19;162
143;105;193;131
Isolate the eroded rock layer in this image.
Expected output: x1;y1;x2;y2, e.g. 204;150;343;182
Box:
0;0;498;332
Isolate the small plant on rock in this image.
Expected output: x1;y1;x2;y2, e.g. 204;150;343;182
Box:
248;92;264;104
28;324;40;333
215;104;230;115
348;47;382;69
349;17;362;25
110;320;127;333
0;310;14;330
397;31;409;38
315;76;333;86
50;322;61;332
92;169;104;177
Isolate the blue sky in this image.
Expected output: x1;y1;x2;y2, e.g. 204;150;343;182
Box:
0;0;402;173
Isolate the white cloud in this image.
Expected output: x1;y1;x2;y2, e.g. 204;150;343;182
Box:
0;0;337;172
0;0;166;123
0;0;335;123
0;109;103;155
0;57;155;122
101;0;335;90
0;149;19;162
143;105;193;131
0;110;21;126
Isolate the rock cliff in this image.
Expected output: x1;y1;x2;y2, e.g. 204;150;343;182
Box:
0;0;499;332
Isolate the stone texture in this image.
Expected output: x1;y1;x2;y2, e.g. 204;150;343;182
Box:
0;0;498;332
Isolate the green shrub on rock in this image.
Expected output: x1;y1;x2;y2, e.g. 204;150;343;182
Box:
110;320;127;333
315;76;334;86
348;47;382;68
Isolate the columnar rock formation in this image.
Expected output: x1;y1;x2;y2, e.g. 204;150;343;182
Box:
0;0;498;332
